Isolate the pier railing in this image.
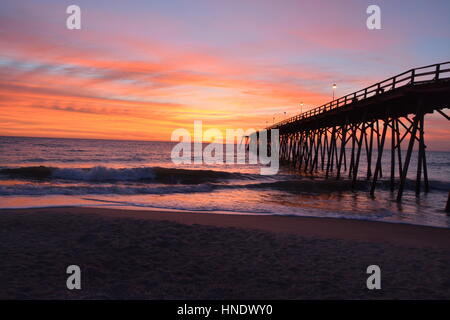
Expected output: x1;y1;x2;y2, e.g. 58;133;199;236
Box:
268;61;450;129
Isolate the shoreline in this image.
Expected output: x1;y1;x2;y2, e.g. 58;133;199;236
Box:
1;202;450;230
2;206;450;248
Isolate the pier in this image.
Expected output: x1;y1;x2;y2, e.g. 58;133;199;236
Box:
263;61;450;200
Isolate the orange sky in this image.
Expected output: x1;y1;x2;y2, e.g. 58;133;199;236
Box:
0;1;449;150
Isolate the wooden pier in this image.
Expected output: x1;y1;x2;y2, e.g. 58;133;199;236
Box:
265;61;450;200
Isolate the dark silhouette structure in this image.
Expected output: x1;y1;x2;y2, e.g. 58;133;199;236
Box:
265;61;450;201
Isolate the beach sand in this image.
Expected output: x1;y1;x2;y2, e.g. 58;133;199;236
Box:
0;207;449;299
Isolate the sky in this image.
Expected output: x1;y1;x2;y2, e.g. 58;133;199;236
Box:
0;0;449;149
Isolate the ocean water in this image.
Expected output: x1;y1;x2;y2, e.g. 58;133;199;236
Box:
0;136;449;228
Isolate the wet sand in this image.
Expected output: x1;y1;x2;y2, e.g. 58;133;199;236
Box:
0;207;449;299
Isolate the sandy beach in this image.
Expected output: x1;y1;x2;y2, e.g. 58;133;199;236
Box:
0;207;449;299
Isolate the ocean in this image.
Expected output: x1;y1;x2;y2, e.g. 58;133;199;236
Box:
0;136;449;228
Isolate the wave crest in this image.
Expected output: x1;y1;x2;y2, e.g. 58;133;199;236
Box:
0;166;252;184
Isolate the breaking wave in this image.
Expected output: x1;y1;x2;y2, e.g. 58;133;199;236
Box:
0;166;256;184
0;168;448;196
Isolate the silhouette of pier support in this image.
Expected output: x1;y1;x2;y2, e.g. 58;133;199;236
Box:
278;109;448;200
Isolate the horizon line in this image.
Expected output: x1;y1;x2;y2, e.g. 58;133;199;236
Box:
1;134;449;152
